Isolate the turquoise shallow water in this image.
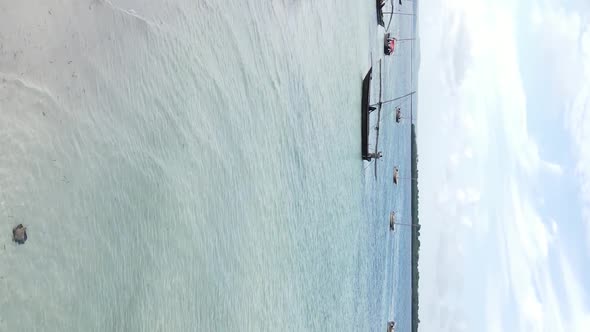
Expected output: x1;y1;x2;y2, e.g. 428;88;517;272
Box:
0;0;413;330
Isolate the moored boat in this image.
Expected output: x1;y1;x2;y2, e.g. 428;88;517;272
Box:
384;33;396;55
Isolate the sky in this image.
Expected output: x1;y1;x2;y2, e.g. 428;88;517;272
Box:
417;0;590;331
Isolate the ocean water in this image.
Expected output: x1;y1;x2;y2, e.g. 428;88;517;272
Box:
0;0;413;331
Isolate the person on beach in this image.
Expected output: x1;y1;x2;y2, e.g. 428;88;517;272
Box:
12;224;27;244
366;151;382;161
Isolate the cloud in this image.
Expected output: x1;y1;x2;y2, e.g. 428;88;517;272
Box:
449;153;460;169
528;5;587;97
568;88;590;244
494;179;584;332
441;11;474;89
560;254;590;330
530;1;590;253
485;280;504;332
463;147;473;159
459;216;472;228
550;218;558;234
417;0;590;331
542;161;564;176
456;188;480;206
508;181;552;262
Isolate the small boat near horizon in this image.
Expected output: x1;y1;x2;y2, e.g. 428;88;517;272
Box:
389;212;396;231
384;33;396;56
387;321;396;332
390;212;421;231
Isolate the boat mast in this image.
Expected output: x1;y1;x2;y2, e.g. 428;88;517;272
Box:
370;91;416;108
385;6;416;31
393;222;420;227
374;59;384;180
383;12;414;16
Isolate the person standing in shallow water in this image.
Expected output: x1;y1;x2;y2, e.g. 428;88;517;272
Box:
12;224;27;244
395;107;402;123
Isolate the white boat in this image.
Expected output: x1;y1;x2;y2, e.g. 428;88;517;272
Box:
389;212;396;230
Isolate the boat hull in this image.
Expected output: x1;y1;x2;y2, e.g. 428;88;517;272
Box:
361;68;372;160
376;0;385;26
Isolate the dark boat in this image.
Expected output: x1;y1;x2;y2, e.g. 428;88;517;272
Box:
361;68;373;160
376;0;385;26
